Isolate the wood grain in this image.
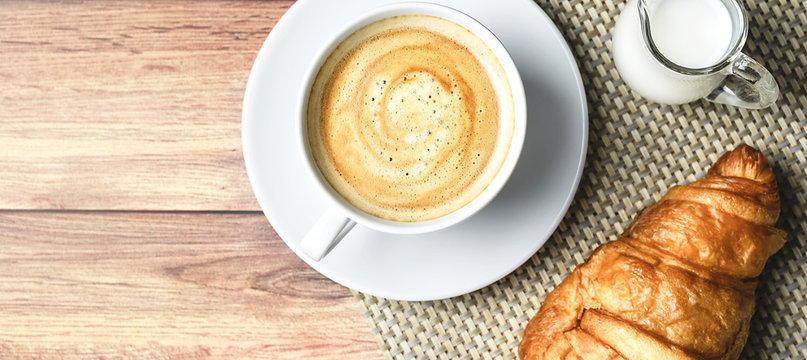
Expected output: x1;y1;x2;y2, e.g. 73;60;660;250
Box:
0;1;292;211
0;211;381;359
0;2;383;359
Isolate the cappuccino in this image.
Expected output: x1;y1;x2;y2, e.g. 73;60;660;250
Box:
307;15;514;222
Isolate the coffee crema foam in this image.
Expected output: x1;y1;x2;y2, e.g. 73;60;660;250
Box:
308;15;514;222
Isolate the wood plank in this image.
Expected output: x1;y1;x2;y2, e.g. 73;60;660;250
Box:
0;211;382;359
0;1;294;210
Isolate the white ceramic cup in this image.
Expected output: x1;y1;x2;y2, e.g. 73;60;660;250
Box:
296;2;527;261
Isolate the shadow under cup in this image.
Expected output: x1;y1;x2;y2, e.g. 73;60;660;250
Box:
295;2;527;261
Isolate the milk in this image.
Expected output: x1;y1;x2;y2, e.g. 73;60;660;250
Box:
612;0;735;104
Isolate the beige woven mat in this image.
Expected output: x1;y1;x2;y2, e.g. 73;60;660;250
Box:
352;0;807;358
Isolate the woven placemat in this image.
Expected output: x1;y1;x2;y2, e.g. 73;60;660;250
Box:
353;0;807;358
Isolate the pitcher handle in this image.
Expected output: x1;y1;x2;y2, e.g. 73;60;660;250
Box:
705;52;779;109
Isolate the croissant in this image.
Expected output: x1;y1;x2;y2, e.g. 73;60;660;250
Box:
518;144;786;360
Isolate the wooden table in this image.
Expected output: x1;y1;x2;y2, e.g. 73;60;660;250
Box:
0;1;383;358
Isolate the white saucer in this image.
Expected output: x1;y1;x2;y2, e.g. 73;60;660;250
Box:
242;0;587;301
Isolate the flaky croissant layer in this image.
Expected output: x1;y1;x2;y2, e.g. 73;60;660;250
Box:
519;145;785;360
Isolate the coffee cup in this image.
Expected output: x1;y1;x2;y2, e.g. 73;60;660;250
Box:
612;0;779;109
296;2;527;261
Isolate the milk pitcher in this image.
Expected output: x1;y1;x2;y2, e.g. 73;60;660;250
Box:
612;0;778;109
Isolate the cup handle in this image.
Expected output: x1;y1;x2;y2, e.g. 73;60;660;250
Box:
705;52;779;109
300;206;356;261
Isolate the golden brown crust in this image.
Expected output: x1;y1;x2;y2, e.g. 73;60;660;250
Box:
626;199;785;279
579;309;696;360
519;145;784;360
